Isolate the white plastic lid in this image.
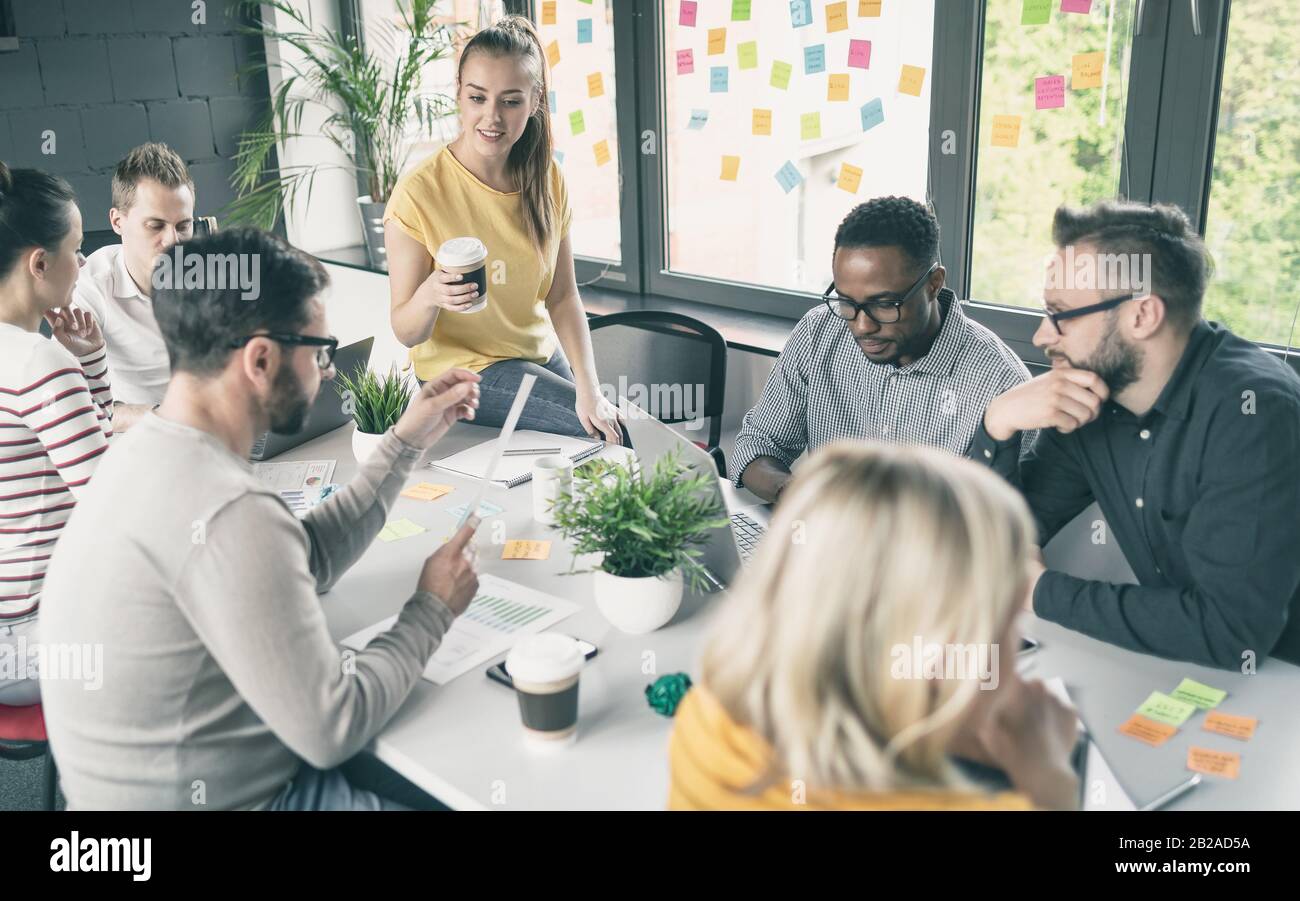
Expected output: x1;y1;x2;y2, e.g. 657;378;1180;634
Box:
436;236;487;268
506;633;584;684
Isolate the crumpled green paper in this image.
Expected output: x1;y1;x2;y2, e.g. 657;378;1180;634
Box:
645;673;693;717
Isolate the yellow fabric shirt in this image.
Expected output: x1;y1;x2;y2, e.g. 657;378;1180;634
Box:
668;686;1037;811
384;146;572;380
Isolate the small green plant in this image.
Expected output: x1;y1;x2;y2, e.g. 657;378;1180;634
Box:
335;365;413;435
551;450;728;590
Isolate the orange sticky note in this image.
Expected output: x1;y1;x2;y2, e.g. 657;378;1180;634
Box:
587;72;605;98
593;139;611;166
720;155;741;181
546;40;561;69
836;162;863;194
1117;713;1177;747
898;64;926;96
751;108;772;136
828;73;850;101
1187;746;1241;779
825;1;849;32
859;0;882;15
991;114;1022;148
1203;711;1258;741
541;0;556;25
401;482;454;502
501;540;552;561
708;27;726;55
1073;51;1104;89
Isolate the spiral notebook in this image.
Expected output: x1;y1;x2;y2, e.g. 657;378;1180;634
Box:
429;430;604;488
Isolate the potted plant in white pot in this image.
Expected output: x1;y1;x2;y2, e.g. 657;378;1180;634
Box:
551;451;727;634
334;365;413;464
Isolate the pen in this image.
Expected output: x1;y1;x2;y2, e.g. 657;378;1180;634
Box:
1139;773;1202;811
502;447;562;456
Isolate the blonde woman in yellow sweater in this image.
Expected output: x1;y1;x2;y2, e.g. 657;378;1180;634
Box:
669;442;1081;811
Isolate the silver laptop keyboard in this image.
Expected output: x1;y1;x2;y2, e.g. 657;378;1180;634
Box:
730;512;766;562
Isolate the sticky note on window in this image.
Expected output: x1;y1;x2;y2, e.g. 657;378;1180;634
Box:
828;74;849;101
1187;746;1241;779
720;155;741;181
593;139;611;166
687;108;709;130
731;0;751;21
1203;711;1258;741
789;0;812;28
679;0;697;27
1136;690;1197;727
1035;74;1065;109
677;49;694;75
541;0;556;25
1117;713;1177;747
738;40;758;70
1021;0;1051;24
836;162;863;194
587;72;604;98
1170;677;1228;709
804;44;826;74
401;482;454;502
553;149;564;165
379;518;426;542
860;97;884;131
770;60;793;89
898;64;926;96
1073;51;1104;89
991;114;1021;148
752;108;772;136
859;0;882;15
800;111;821;140
848;39;871;69
774;160;804;194
548;90;557;112
502;539;552;560
577;19;592;43
710;66;729;92
826;0;849;32
1061;0;1092;13
569;110;585;135
546;40;560;69
708;27;726;55
445;500;503;520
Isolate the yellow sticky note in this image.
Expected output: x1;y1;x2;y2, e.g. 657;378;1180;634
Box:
1072;51;1104;89
751;108;772;136
720;155;741;181
1187;746;1241;780
828;73;849;101
825;0;849;32
800;111;821;140
379;518;426;542
1203;711;1258;741
593;139;611;166
708;27;726;55
587;72;604;98
737;40;758;70
898;64;926;96
836;162;863;194
858;0;882;16
401;482;454;502
991;114;1022;148
541;0;556;25
546;40;561;69
502;540;552;560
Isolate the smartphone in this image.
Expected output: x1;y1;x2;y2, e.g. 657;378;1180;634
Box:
486;638;598;689
1019;636;1040;655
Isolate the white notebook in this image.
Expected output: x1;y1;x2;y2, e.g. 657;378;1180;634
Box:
429;429;604;487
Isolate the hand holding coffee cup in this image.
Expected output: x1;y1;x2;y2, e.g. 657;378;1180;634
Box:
432;237;489;314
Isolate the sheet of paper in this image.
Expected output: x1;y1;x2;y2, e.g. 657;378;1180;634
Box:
1203;711;1258;741
1170;677;1227;709
253;459;335;493
1136;690;1197;727
378;518;426;542
1117;713;1177;747
1187;746;1241;779
502;540;552;561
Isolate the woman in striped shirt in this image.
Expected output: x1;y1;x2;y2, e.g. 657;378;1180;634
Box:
0;162;113;705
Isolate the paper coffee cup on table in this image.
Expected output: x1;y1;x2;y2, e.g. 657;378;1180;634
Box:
532;454;573;526
506;633;584;747
436;237;488;313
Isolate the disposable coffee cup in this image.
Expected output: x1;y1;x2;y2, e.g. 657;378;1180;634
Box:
505;633;584;747
532;454;573;526
436;236;488;313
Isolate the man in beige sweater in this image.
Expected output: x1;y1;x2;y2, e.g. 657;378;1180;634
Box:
40;228;482;810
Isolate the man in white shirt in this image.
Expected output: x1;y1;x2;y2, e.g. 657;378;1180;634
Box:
72;142;196;431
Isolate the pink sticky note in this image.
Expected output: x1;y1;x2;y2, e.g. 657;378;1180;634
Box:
848;39;871;69
680;0;698;27
1035;75;1066;109
677;48;694;75
1061;0;1092;13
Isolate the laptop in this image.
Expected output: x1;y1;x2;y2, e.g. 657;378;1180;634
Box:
249;337;374;461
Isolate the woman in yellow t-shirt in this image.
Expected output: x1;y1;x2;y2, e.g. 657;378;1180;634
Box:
668;443;1083;811
385;16;621;443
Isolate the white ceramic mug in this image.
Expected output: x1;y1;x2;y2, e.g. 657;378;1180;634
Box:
532;455;573;525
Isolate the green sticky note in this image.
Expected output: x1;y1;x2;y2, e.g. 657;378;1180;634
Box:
731;0;751;21
569;110;586;135
770;60;792;89
800;111;821;141
737;40;758;70
379;518;427;542
1136;691;1197;727
1170;677;1228;710
1021;0;1050;25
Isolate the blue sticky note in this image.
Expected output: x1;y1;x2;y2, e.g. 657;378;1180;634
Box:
860;97;885;131
553;149;565;165
774;160;804;194
803;44;826;75
789;0;812;27
710;66;729;93
548;90;557;113
577;18;593;43
446;500;504;520
687;108;709;130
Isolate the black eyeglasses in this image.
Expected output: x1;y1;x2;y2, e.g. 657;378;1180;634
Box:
228;332;339;369
1042;292;1145;335
823;262;939;324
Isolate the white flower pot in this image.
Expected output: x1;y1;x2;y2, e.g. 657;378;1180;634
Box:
592;568;684;634
351;425;386;464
